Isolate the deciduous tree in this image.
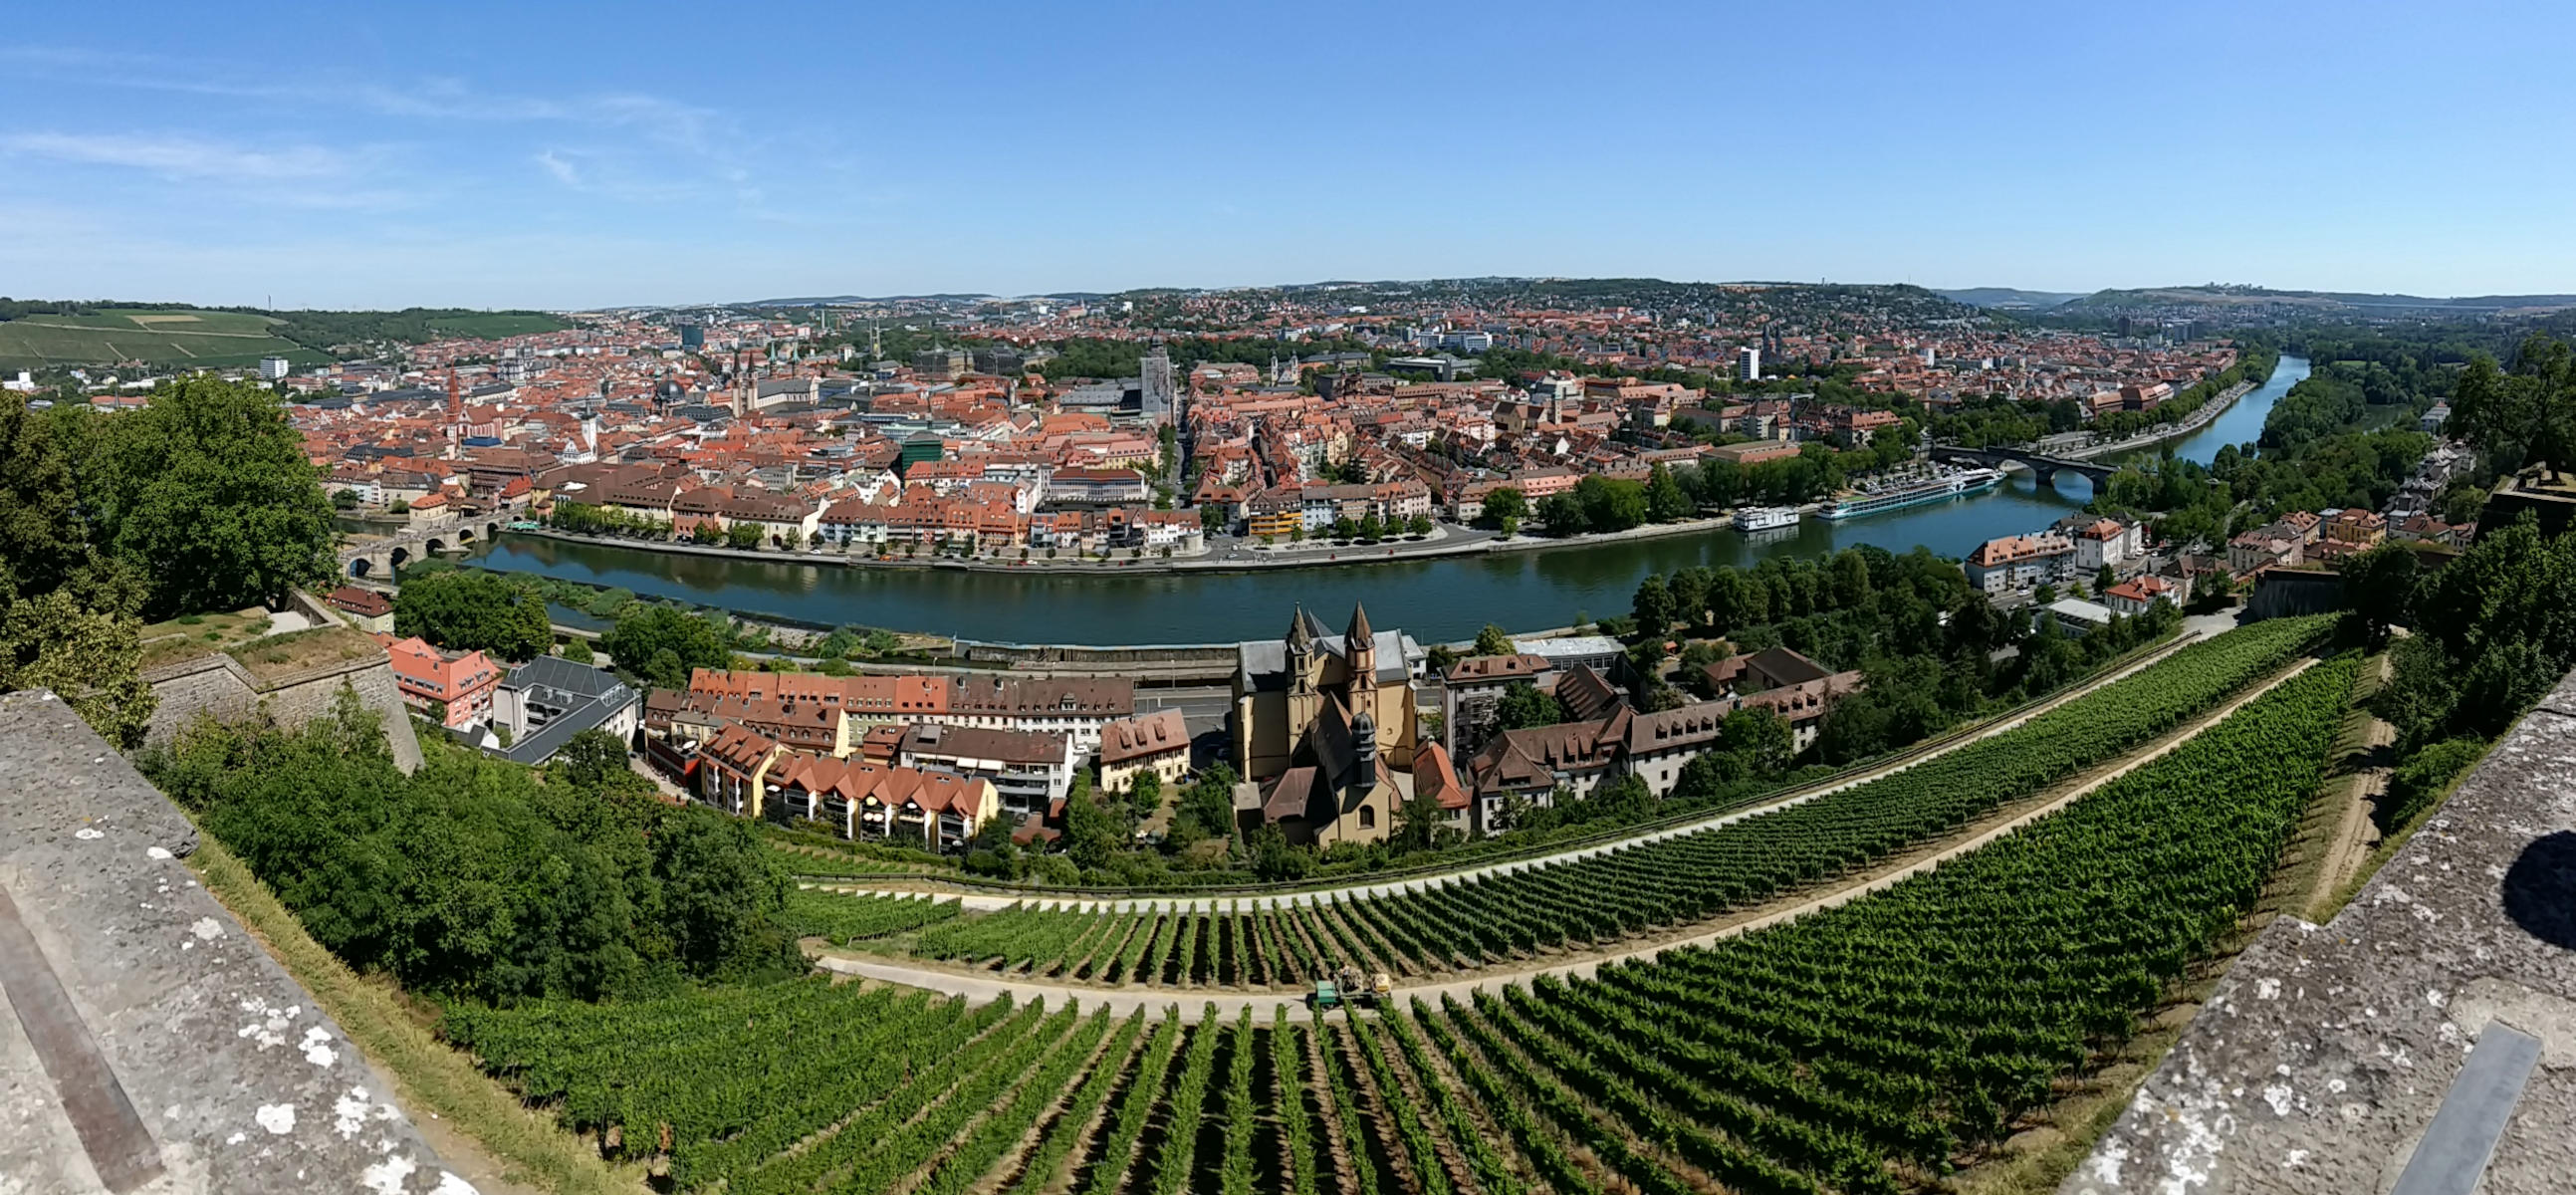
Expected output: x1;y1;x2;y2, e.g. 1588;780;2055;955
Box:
393;570;552;661
85;376;336;617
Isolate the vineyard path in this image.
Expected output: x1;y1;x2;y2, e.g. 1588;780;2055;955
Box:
818;653;2318;1023
815;612;2243;914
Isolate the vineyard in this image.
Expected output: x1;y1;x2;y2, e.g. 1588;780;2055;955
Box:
873;615;2332;987
443;649;2358;1195
781;890;959;945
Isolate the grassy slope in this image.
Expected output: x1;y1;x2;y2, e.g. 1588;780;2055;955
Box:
0;317;324;369
188;834;641;1195
0;306;570;369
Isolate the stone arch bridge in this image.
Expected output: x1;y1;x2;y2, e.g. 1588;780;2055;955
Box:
339;519;506;579
1928;444;2118;486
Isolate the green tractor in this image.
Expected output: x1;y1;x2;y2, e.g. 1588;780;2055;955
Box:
1310;976;1342;1012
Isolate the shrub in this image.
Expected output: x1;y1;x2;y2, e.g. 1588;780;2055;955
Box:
2380;737;2488;834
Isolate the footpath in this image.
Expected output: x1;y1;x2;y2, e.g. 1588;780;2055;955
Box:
815;656;2319;1022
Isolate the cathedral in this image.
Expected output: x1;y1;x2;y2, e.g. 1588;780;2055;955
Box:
1230;603;1435;846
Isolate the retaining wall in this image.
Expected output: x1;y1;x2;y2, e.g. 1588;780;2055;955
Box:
142;652;422;773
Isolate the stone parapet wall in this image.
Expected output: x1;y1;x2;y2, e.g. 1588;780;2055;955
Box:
142;653;422;774
0;690;460;1192
2068;668;2576;1194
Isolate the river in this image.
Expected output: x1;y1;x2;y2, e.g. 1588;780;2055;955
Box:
466;358;2307;646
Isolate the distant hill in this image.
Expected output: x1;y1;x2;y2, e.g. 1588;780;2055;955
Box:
2060;285;2576;313
734;294;997;307
0;302;572;371
727;277;1982;314
1937;287;2087;310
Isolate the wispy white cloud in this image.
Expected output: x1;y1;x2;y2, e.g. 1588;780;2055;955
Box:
1;45;776;216
0;131;351;182
536;150;582;186
2;46;736;153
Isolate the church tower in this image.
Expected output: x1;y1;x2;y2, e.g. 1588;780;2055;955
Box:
1285;606;1319;743
1287;606;1316;695
444;369;464;458
1344;601;1376;694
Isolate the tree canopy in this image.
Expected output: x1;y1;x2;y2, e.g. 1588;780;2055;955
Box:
600;604;734;689
82;375;338;617
393;570;554;661
2451;335;2576;477
143;694;796;1001
0;393;153;743
1491;682;1566;732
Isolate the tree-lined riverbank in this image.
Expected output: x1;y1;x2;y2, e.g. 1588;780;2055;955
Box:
463;359;2303;645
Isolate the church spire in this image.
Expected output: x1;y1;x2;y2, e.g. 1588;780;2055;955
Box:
1345;601;1377;690
1287;604;1315;695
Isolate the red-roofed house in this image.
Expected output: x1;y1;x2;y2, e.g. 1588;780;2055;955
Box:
2102;574;2189;617
1098;709;1190;793
380;635;502;728
698;722;783;816
325;586;395;633
1964;533;2075;594
1412;741;1475;834
764;750;997;849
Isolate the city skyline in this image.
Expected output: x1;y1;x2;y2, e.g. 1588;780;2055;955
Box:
5;0;2576;309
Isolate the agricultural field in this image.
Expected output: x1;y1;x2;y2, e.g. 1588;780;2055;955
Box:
443;652;2360;1195
0;308;327;370
878;614;2334;986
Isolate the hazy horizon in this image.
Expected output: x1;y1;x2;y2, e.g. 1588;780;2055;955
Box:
7;0;2574;309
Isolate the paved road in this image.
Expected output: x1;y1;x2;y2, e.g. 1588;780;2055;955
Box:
818;654;2313;1022
813;619;2233;914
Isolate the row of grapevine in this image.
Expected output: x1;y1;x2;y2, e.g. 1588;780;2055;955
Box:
914;902;1102;968
1002;1013;1153;1195
816;1004;1097;1195
1343;1016;1453;1195
1441;993;1694;1195
885;615;2328;987
914;1007;1123;1195
1482;985;1832;1195
694;996;1044;1191
443;641;2355;1195
781;889;959;943
1409;652;2360;1194
1220;1010;1259;1195
1375;1012;1526;1195
1078;1013;1191;1195
1311;1010;1385;1195
1409;1001;1597;1195
730;999;1073;1195
1145;1005;1226;1195
1272;1009;1322;1195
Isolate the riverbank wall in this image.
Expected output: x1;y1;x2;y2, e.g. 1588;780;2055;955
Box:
2065;355;2277;463
2079;379;2257;460
498;510;1755;581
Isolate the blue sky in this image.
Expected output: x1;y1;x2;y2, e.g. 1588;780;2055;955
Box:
2;0;2570;309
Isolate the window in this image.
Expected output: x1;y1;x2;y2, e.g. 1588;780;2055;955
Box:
1357;806;1376;830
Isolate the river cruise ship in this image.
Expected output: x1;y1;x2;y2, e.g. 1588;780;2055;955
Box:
1812;467;2004;522
1732;506;1802;532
